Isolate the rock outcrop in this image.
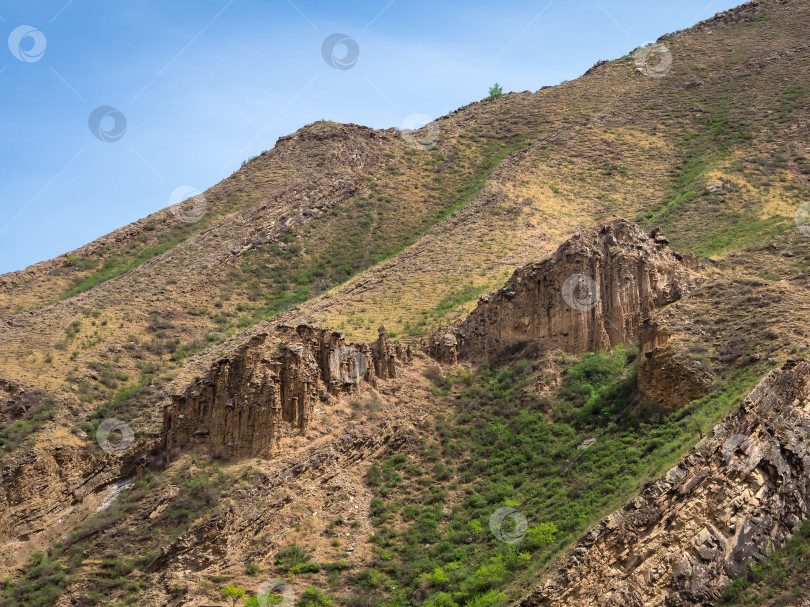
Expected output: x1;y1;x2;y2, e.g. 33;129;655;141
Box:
521;360;810;606
423;220;700;363
162;324;411;458
638;322;716;409
150;419;415;575
0;444;123;577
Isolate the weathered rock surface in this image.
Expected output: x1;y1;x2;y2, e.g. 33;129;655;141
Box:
636;276;810;410
162;324;411;458
150;420;414;577
0;444;121;576
638;323;717;409
520;360;810;607
423;220;700;363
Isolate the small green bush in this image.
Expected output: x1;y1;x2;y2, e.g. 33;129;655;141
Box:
1;551;67;607
296;588;333;607
486;83;504;101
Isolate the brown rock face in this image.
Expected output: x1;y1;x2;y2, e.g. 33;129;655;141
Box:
0;444;125;577
521;360;810;607
162;324;411;458
150;419;416;575
423;220;700;362
638;323;716;409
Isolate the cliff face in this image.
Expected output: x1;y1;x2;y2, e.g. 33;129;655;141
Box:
637;322;717;409
0;443;131;577
424;220;701;363
162;324;411;458
149;419;417;577
521;360;810;607
635;277;809;410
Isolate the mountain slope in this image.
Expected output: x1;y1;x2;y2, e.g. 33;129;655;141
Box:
1;1;810;606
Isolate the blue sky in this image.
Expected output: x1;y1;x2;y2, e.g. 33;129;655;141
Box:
0;0;739;274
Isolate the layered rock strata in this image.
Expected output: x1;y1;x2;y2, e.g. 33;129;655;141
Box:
162;324;411;458
521;360;810;606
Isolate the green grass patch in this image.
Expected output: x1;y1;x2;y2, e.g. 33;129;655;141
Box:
331;348;762;606
58;234;189;301
721;517;810;604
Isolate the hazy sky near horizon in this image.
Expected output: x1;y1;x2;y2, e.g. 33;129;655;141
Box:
0;0;740;274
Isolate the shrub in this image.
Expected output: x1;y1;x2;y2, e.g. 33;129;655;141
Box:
430;567;450;588
423;592;459;607
276;545;312;572
296;588;333;607
365;462;383;487
465;589;508;607
468;557;507;591
486;83;504;101
355;568;383;590
526;523;558;550
220;584;245;607
290;563;320;574
1;552;67;607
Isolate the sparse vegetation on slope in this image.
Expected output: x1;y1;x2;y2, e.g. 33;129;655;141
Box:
227;138;531;332
323;349;764;607
0;551;67;607
642;80;800;256
721;517;810;605
1;0;810;604
0;389;57;456
58;232;193;302
0;460;232;607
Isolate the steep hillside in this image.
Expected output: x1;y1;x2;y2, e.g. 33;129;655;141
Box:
2;0;808;404
522;360;810;606
1;1;810;606
275;0;809;343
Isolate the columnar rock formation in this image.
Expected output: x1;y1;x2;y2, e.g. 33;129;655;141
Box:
423;220;701;363
162;324;411;458
521;360;810;606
